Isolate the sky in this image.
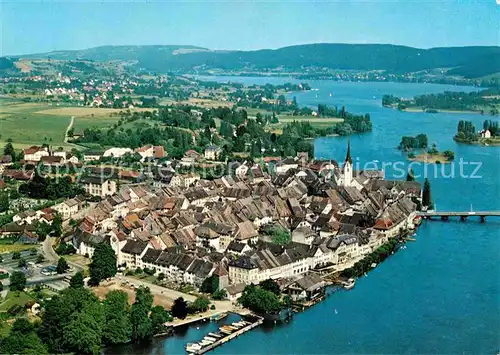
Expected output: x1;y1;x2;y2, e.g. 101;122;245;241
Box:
1;0;499;56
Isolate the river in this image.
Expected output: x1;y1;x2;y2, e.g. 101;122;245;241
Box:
112;79;500;354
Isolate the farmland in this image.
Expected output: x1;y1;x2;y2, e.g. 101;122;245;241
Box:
0;101;71;148
0;102;157;149
268;114;343;134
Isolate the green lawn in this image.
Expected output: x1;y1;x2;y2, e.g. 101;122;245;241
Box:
72;115;120;131
0;101;70;147
0;291;33;313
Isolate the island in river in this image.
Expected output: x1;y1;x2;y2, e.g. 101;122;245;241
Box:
381;88;500;116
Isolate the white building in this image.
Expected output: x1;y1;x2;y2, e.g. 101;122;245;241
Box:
80;176;117;197
103;147;134;158
23;146;49;162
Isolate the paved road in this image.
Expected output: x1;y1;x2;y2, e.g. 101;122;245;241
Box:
42;237;83;272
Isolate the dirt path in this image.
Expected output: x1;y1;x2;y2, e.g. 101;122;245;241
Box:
64;116;75;143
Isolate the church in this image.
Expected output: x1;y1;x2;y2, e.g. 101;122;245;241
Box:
336;140;354;187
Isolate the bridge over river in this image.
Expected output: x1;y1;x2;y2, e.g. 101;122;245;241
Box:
419;210;500;222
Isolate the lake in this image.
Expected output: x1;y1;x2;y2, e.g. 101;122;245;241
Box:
113;79;500;354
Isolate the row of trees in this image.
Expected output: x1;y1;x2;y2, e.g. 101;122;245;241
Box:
398;134;428;151
341;238;399;278
454;120;478;143
19;173;84;200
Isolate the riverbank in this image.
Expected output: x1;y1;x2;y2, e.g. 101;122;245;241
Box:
400;107;484;115
408;152;453;164
454;136;500;146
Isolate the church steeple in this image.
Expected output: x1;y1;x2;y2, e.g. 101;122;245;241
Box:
344;139;352;165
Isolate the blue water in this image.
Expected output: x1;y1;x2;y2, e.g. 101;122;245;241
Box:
129;79;500;354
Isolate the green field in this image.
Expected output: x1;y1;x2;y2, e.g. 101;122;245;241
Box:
0;291;34;313
0;102;71;148
267;114;343;133
73;115;120;131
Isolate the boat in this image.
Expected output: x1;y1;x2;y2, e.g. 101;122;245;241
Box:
211;312;228;321
208;332;221;338
344;278;356;290
185;343;202;352
204;336;217;342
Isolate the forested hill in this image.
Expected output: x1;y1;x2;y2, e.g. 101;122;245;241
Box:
19;43;500;78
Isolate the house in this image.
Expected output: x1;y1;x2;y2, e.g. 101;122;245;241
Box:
226;240;252;255
276;158;298;174
204;145;222;160
103;147;134;158
0;155;12;175
135;145;166;161
1;169;34;181
286;273;325;301
13;210;38;225
17;231;39;244
170;173;200;188
120;239;150;268
23;146;49;162
80;176;117;197
225;283;246;302
480;129;491;138
40;156;64;166
53;196;84;220
181;150;202;166
83;150;104;162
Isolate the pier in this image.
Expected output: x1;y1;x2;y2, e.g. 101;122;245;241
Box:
419;211;500;222
186;316;263;354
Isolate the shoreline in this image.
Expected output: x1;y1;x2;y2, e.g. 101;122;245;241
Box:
454;138;500;147
401;107;483;115
408;152;453;164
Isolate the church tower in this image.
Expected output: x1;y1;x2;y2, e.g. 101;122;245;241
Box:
342;140;353;186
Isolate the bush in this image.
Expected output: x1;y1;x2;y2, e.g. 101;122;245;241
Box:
55;242;76;255
210;304;216;310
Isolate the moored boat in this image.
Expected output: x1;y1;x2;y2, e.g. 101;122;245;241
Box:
344;278;356;290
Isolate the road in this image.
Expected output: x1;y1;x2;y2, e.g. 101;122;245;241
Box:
43;238;235;315
42;237;83;271
63;116;75;143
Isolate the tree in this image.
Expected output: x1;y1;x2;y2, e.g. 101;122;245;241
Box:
189;296;210;314
12;251;21;260
69;271;85;288
40;287;103;354
239;284;282;315
422;178;432;209
89;243;117;286
200;275;219;294
171;297;189;319
18;257;27;268
269;226;291;245
36;253;45;264
56;257;69;274
63;301;104;355
103;290;131;345
406;169;416;181
131;286;154;342
52;214;63;238
9;271;27;291
0;191;8;213
0;318;48;355
150;305;172;334
259;279;281;295
443;150;455;161
212;289;227;300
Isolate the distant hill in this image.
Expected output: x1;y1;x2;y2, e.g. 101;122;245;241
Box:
17;43;500;78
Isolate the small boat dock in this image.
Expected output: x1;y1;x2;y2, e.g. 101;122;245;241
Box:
185;316;263;354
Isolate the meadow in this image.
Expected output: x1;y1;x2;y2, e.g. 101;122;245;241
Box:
0;102;71;148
